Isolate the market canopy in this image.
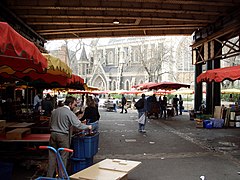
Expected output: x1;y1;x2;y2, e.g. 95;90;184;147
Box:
0;22;47;74
43;53;72;77
66;74;84;89
172;89;194;95
0;53;75;87
132;82;158;90
154;89;174;95
197;65;240;83
148;82;190;90
83;84;99;91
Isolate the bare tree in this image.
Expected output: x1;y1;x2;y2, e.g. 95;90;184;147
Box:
134;39;174;82
64;39;83;74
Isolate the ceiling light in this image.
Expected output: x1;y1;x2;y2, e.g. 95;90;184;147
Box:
113;19;120;24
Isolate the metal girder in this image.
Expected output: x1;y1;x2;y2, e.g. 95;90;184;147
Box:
0;1;46;52
192;9;240;65
193;35;240;65
2;0;240;41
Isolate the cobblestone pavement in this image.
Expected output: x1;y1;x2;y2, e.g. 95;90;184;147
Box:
95;108;240;180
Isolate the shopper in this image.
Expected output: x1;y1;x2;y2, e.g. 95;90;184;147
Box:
33;92;42;112
172;95;179;116
136;94;147;133
179;95;183;115
42;93;53;116
80;97;100;132
160;95;167;118
47;96;92;178
120;94;127;113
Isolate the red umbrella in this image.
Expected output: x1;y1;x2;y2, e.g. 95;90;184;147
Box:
197;65;240;83
124;90;143;95
154;89;174;95
132;82;158;90
148;82;190;90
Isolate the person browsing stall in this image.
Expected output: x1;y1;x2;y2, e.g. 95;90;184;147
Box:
80;97;100;132
33;92;42;112
47;96;92;178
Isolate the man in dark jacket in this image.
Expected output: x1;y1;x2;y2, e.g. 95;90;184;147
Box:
120;94;127;113
136;94;147;132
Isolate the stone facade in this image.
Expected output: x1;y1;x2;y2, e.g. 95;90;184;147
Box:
50;37;194;91
83;37;194;91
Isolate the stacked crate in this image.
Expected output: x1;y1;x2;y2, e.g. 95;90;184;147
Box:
70;132;99;174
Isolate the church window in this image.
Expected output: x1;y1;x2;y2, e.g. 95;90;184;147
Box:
112;80;116;90
125;80;130;90
107;51;114;65
133;49;139;62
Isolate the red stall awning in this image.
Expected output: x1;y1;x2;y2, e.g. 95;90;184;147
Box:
0;22;47;73
197;65;240;83
0;22;85;89
67;74;84;86
132;82;158;90
148;82;190;90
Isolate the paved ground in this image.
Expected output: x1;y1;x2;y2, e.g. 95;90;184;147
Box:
95;108;240;180
9;107;240;179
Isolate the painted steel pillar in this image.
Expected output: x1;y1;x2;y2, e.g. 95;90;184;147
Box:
194;63;202;111
212;41;221;113
213;57;221;110
206;41;213;114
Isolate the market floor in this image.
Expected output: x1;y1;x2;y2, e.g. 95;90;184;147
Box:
10;107;240;179
95;108;240;180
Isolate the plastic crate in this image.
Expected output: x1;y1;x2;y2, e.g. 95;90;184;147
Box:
72;132;99;159
0;162;13;180
203;120;213;129
70;157;93;174
211;118;224;128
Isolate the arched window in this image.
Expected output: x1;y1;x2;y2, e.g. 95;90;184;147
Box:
107;51;114;64
112;80;116;90
133;49;139;62
125;80;130;90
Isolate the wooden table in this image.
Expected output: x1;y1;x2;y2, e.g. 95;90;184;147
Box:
70;158;141;180
0;134;50;142
7;122;35;128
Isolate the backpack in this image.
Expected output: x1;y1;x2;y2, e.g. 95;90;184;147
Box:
135;99;144;110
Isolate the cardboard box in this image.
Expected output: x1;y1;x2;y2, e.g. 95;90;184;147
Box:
0;120;6;134
6;128;31;140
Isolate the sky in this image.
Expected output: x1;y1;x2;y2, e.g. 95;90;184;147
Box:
44;36;184;59
45;38;111;50
44;38;111;59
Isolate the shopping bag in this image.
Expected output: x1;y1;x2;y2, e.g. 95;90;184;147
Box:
138;114;145;124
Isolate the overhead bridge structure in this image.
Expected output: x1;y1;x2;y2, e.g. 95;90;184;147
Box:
1;0;240;112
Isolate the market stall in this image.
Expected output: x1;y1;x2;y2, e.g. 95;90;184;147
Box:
197;65;240;128
197;65;240;83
